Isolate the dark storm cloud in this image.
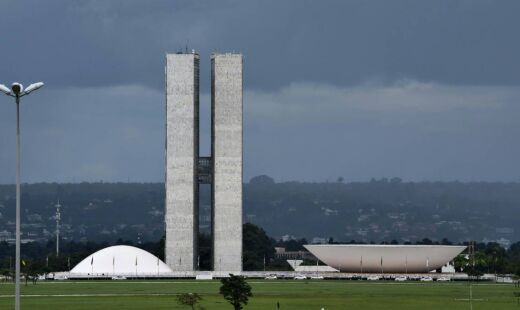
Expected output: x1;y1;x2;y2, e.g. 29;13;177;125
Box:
1;0;520;90
244;81;520;182
2;81;520;183
1;0;520;183
0;85;164;182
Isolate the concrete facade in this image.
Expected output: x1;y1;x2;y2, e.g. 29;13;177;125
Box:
165;53;199;271
165;51;242;273
211;53;243;272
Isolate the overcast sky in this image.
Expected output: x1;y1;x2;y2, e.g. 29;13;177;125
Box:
1;0;520;183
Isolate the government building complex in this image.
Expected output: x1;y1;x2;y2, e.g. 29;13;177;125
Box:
68;51;465;278
165;51;243;273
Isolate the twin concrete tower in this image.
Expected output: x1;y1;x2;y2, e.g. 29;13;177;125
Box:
165;51;243;273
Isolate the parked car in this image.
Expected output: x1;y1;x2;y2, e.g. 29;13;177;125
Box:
310;275;324;280
111;275;127;280
394;276;407;282
420;276;433;282
54;274;68;281
265;274;277;280
437;277;450;282
294;274;307;280
367;275;380;281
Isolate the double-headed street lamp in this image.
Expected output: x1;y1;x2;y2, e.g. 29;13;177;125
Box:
0;82;44;310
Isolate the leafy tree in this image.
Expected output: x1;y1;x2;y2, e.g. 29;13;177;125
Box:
473;252;488;272
177;293;202;310
219;274;252;310
249;175;275;186
416;238;433;245
1;269;12;282
479;242;506;274
243;223;275;271
453;254;469;272
508;242;520;277
441;238;453;245
466;252;487;280
466;265;484;280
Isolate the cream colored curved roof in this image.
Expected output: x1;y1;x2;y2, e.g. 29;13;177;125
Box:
70;245;172;275
304;244;465;273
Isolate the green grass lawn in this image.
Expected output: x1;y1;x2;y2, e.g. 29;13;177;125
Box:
0;279;517;309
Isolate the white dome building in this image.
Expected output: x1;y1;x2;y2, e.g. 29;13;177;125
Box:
70;245;172;276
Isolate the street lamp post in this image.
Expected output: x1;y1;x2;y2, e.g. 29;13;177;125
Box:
0;81;44;310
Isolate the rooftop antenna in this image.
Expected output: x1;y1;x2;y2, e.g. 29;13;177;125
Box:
55;200;61;257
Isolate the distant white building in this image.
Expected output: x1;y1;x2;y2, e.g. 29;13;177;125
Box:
0;230;11;242
311;237;328;244
440;262;456;273
482;237;511;248
281;235;296;242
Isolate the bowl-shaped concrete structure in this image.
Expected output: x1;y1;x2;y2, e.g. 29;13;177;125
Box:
304;244;465;273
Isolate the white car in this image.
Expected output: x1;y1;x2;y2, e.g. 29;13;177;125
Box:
394;276;407;282
294;275;307;280
265;275;277;280
420;276;433;282
367;275;380;281
54;275;68;281
310;275;324;280
111;275;127;280
437;277;450;282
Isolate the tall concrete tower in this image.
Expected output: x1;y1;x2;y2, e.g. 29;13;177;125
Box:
211;53;243;272
165;52;200;271
165;51;243;273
